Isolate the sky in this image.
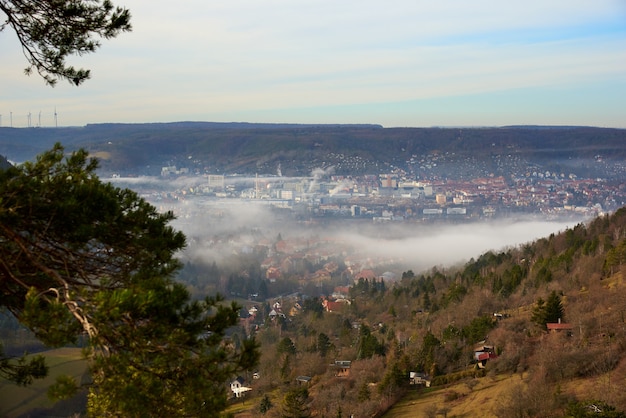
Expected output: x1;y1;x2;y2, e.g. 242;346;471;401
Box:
1;0;625;128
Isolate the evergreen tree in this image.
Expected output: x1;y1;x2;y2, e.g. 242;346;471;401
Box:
379;361;406;397
0;344;47;385
259;394;273;415
357;325;385;359
302;297;324;317
531;291;565;331
317;332;333;357
282;387;311;418
545;290;565;323
0;0;131;85
277;337;297;356
0;145;259;417
420;331;441;374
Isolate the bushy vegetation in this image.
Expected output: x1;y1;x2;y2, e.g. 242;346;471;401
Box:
235;208;626;417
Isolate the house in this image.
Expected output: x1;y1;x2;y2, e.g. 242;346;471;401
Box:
331;360;352;377
474;343;497;368
296;375;312;385
547;318;573;334
230;376;252;398
353;269;377;282
322;298;343;313
332;286;350;299
266;266;281;282
409;372;431;387
268;309;285;321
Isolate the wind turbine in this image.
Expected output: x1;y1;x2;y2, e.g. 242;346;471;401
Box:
54;107;58;127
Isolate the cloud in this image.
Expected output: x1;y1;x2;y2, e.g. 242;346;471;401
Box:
151;190;584;273
1;0;624;127
336;220;576;272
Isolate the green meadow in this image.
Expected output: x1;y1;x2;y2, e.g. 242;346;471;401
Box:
0;348;88;418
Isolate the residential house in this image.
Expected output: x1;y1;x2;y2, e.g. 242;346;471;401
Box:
409;372;431;387
331;360;352;377
310;269;332;283
547;318;573;335
352;269;377;283
266;266;281;282
296;375;312;385
332;286;350;299
474;343;497;368
230;376;252;398
322;298;350;312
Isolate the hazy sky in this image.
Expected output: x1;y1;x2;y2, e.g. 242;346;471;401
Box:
1;1;625;127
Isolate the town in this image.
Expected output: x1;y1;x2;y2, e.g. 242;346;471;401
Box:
149;150;622;222
105;152;623;305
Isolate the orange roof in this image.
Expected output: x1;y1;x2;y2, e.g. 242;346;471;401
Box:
547;322;573;330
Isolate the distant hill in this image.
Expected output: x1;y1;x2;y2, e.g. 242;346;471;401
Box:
0;155;11;170
0;123;625;177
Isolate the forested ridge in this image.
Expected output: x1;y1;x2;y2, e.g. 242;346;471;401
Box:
1;123;625;177
235;207;626;417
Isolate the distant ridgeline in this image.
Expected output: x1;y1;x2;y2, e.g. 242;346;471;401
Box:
0;123;625;177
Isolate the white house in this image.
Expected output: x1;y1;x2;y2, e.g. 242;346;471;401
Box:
230;376;252;398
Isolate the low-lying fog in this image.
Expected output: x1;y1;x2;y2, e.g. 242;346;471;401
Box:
111;177;589;275
169;199;583;275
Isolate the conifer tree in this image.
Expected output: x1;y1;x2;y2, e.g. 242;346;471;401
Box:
282;387;311;418
259;394;273;415
0;0;131;85
0;144;259;417
544;290;565;324
531;291;565;331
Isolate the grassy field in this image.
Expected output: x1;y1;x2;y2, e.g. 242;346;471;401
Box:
0;347;88;418
223;365;625;418
224;388;284;418
383;363;626;418
3;348;623;418
381;374;516;418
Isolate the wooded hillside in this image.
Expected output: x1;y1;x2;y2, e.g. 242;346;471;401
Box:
1;124;625;178
239;207;626;417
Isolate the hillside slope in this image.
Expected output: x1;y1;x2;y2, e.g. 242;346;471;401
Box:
1;123;625;178
230;207;626;417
